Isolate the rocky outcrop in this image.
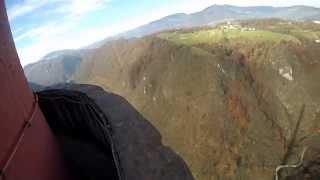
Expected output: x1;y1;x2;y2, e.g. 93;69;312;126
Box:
73;27;320;179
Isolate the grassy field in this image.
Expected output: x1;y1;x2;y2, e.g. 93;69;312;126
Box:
158;28;305;46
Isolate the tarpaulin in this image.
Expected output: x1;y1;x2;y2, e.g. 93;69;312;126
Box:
37;89;122;180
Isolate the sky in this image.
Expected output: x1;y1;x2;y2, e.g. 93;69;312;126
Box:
5;0;320;66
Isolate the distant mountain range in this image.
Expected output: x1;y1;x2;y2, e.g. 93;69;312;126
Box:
90;5;320;47
121;5;320;37
24;49;93;86
24;4;320;84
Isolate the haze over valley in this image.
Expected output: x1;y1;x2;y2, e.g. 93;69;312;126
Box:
12;3;320;180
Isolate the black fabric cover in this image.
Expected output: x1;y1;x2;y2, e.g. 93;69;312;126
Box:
37;89;122;180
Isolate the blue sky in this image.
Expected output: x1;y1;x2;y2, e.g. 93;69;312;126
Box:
5;0;320;66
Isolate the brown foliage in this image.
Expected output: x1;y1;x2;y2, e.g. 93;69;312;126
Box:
227;95;249;134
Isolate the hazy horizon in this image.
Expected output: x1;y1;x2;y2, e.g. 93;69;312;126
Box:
5;0;320;66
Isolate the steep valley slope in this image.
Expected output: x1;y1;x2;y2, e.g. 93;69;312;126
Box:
24;49;94;86
71;20;320;179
